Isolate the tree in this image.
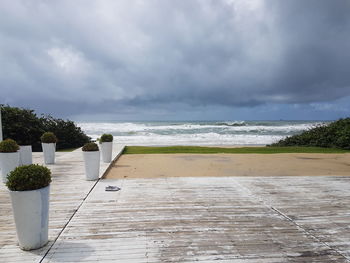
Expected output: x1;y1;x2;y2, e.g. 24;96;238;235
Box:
1;105;44;151
0;105;90;151
40;115;91;150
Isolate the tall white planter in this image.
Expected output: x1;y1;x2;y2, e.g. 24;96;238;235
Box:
9;186;50;250
83;151;100;181
42;143;56;164
0;152;19;183
100;142;113;163
19;145;32;165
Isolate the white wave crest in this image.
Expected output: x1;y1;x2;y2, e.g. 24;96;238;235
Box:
77;121;323;146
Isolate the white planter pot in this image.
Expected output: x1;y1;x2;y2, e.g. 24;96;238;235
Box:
83;151;100;181
0;152;19;183
19;145;33;165
9;185;50;250
42;143;56;164
100;142;113;163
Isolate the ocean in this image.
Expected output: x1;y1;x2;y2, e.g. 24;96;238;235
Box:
77;120;327;146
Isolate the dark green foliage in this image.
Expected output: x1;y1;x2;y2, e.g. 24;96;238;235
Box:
1;105;90;151
6;164;51;191
100;134;113;142
270;118;350;149
40;115;91;150
0;105;44;148
82;142;99;151
40;132;57;143
0;139;19;153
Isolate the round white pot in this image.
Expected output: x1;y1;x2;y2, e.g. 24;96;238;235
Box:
9;185;50;250
42;143;56;164
0;152;19;183
100;142;113;163
19;145;33;165
83;151;100;181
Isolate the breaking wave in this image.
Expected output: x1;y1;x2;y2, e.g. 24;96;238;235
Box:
77;120;326;146
215;121;247;127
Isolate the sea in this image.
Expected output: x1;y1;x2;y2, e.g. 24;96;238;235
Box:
77;120;328;146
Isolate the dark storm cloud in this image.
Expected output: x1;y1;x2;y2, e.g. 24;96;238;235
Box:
1;0;350;118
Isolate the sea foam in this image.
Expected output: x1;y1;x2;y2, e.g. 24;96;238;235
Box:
77;121;324;146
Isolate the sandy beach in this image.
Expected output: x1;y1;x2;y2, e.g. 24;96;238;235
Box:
105;153;350;179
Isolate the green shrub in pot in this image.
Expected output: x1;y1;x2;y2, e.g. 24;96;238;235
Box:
41;132;57;164
82;142;100;180
40;132;58;144
6;164;51;191
99;134;113;163
99;134;113;143
0;139;20;183
0;139;20;153
82;142;99;151
6;164;52;250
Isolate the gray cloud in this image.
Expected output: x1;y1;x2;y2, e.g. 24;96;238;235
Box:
1;0;350;119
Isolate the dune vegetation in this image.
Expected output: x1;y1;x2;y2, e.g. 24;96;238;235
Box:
270;118;350;149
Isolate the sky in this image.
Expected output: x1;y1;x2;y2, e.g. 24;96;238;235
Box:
1;0;350;121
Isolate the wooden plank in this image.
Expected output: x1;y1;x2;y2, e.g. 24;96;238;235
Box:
43;177;350;262
0;144;125;262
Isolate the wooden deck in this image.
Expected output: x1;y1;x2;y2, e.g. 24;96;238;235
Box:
45;176;350;262
1;151;350;262
0;144;125;262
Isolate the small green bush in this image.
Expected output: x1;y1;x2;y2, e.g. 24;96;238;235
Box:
82;142;99;151
41;132;57;143
6;164;51;191
100;134;113;143
0;139;19;153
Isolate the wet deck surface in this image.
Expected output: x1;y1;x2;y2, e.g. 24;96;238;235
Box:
0;145;125;262
0;152;349;262
44;176;350;262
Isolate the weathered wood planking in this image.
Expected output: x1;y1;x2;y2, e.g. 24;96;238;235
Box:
43;176;350;262
0;144;125;262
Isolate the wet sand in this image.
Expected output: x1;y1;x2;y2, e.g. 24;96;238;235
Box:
105;153;350;179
